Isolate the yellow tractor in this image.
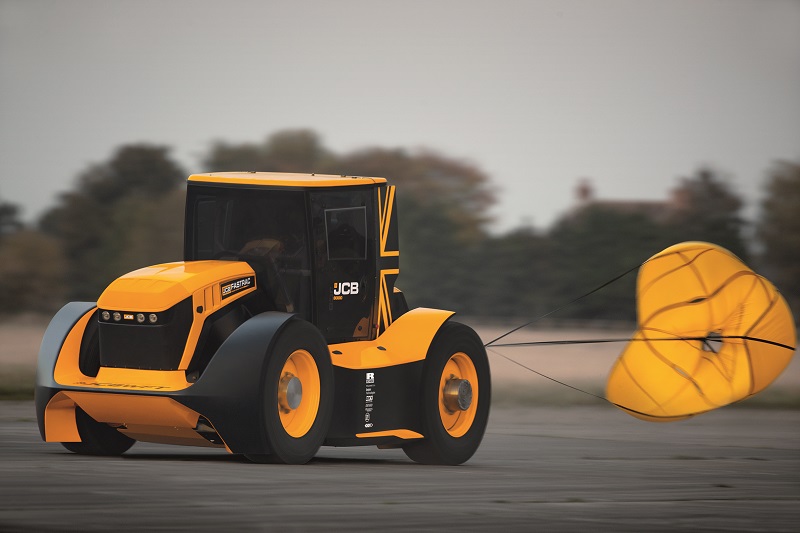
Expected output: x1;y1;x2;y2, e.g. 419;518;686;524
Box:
36;172;490;464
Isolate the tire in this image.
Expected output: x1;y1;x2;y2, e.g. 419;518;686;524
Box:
61;407;135;456
245;319;334;464
403;321;491;465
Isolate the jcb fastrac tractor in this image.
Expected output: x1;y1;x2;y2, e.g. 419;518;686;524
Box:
36;172;490;465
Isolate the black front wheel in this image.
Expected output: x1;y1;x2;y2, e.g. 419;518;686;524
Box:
403;321;491;465
61;407;135;456
245;319;334;464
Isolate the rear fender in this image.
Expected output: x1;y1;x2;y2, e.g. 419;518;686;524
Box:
326;308;455;443
330;308;455;370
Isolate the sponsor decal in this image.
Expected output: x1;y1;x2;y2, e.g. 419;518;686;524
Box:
123;313;134;321
333;281;359;301
73;381;170;390
364;371;376;428
221;276;255;300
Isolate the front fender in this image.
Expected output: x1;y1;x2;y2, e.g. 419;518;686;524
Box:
35;302;97;440
176;311;296;454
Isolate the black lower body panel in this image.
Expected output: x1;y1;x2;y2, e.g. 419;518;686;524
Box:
325;361;423;446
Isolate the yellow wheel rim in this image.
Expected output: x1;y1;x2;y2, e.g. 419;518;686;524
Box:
439;352;479;438
277;349;320;438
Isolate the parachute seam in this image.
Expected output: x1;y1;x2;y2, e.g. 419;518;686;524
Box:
640;271;757;326
639;247;714;298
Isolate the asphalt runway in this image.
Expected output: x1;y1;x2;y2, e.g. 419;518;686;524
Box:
1;401;797;532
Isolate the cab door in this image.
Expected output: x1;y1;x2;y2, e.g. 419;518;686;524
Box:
310;189;377;342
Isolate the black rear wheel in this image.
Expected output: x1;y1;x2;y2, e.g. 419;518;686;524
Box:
403;321;491;465
245;319;334;464
61;407;135;456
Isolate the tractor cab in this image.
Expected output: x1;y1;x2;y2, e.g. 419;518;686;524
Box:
184;172;402;343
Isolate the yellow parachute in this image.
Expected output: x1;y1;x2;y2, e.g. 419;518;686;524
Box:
606;242;796;421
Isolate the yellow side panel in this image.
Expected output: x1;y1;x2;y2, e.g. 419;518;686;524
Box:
356;429;423;440
45;391;228;449
43;392;81;442
330;308;454;370
65;392;200;428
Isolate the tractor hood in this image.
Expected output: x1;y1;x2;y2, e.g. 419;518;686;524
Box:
97;261;256;312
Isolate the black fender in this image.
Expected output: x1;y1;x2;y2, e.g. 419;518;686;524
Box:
174;311;296;455
35;302;96;441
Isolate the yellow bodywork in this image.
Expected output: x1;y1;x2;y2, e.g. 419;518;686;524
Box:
330;308;453;370
96;260;256;370
98;260;255;313
188;172;386;188
44;303;454;446
53;307;195;392
56;261;256;388
45;390;226;449
606;242;796;421
46;260;259;446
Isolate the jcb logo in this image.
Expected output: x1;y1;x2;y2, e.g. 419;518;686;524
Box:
333;281;359;296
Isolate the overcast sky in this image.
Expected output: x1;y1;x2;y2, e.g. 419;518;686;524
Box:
1;0;799;232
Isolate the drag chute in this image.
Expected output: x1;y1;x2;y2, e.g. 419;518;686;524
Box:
606;241;796;422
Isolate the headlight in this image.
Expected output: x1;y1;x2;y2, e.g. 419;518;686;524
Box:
102;310;161;325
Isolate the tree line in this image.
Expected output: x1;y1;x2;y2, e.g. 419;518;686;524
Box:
1;129;797;323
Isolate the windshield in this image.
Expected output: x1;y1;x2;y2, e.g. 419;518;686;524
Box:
186;185;309;265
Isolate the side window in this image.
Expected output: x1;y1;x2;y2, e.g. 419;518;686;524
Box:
325;207;367;260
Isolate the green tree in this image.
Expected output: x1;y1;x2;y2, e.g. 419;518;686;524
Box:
465;226;553;318
204;129;336;174
0;199;23;238
104;189;186;278
337;147;494;242
757;160;800;316
39;145;185;299
335;147;496;310
547;207;674;322
0;229;66;314
666;168;748;261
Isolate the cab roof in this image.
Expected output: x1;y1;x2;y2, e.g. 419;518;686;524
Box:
188;172;387;188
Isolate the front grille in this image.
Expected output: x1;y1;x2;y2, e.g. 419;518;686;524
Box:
98;298;194;370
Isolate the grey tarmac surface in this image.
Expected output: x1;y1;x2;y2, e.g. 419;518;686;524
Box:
0;401;797;532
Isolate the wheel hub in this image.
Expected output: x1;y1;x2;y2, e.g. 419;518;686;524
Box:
278;374;303;411
443;377;472;413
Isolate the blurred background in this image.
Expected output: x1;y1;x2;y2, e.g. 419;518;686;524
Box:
1;0;798;399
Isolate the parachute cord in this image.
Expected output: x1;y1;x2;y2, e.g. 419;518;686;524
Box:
479;247;797;413
487;346;733;421
483;262;643;348
726;335;796;352
486;334;795;409
486;347;609;403
487;335;796;351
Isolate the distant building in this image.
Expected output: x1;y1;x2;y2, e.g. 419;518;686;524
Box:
570;178;688;224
